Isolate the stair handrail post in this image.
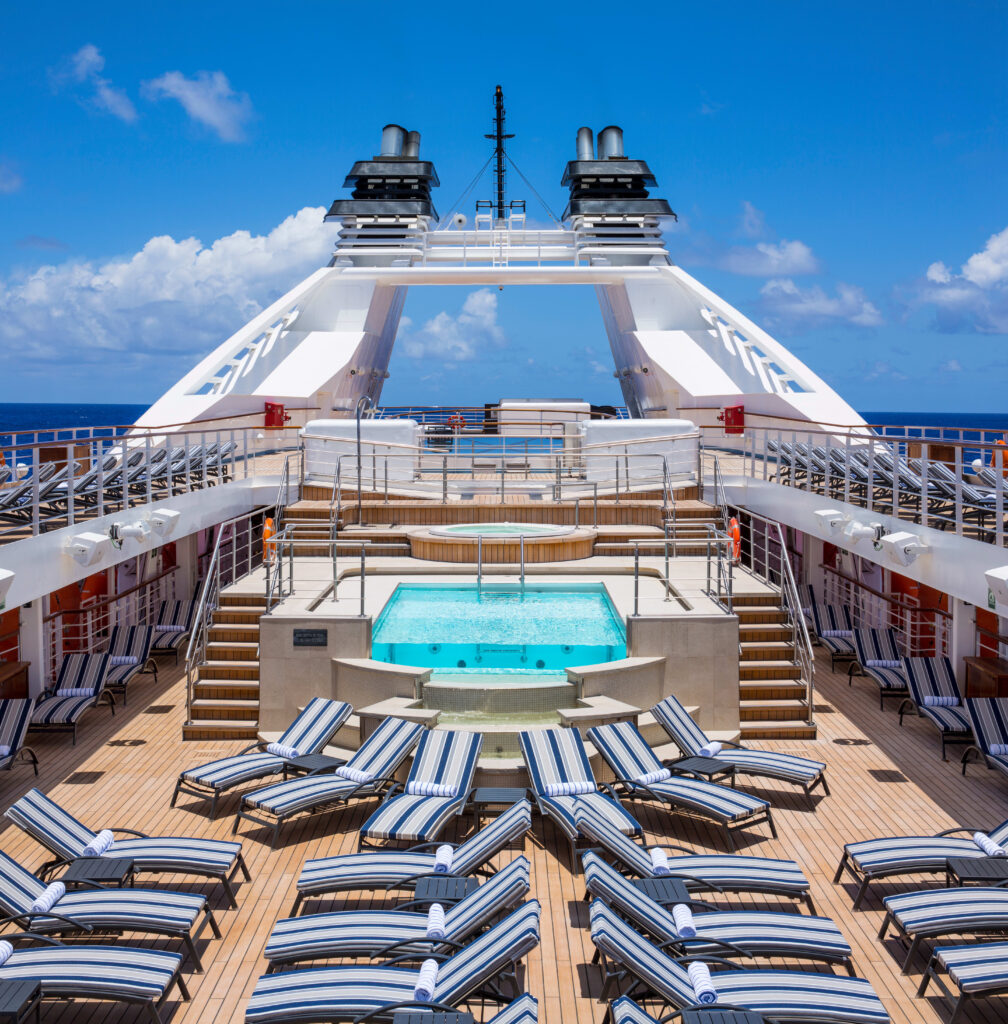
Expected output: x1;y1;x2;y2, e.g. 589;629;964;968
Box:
519;535;525;590
664;519;671;601
633;543;640;616
360;543;367;617
477;535;482;598
356;395;373;527
574;498;580;528
593;482;598;525
443;456;448;504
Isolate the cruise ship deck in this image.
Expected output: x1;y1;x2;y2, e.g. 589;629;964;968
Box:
2;643;1006;1024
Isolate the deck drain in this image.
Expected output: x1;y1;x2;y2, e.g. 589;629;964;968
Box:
868;769;906;783
144;705;175;714
833;738;871;746
65;771;104;784
107;738;146;747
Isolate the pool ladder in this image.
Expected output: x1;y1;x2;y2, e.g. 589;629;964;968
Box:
475;535;525;598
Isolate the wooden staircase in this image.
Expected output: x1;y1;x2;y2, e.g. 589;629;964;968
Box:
734;593;816;740
183;592;264;741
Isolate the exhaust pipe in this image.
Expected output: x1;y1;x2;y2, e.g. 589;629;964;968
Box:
402;130;421;158
575;126;594;161
597;125;624;159
379;124;407;157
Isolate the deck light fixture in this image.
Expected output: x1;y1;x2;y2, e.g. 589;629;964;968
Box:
146;508;181;537
813;509;847;534
878;531;929;566
0;568;13;610
65;532;111;566
985;566;1008;609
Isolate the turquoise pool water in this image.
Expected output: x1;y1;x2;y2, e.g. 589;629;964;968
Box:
371;582;626;671
430;522;572;538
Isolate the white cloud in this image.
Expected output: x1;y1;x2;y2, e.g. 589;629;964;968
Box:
940;358;963;372
53;44;137;123
400;289;506;361
759;278;883;328
0;207;335;369
0;160;22;194
738;201;766;239
916;225;1008;333
721;239;819;276
144;71;253;142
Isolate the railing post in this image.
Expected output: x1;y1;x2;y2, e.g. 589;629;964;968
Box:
477;536;482;598
66;442;75;528
633;544;640;616
664;521;670;601
574;498;580;528
384;455;389;504
443;456;448;504
593;483;598;526
615;457;620;502
360;545;366;617
519;536;525;590
921;442;930;530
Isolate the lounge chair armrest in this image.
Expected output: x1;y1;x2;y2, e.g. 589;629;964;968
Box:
392;895;465;912
671;936;754;960
683;897;721;911
0;910;94;932
0;931;66;948
386;870;467;890
239;741;267;755
671;952;749;968
659;1004;754;1022
961;746;984;773
109;827;148;838
353;1002;458;1023
404;840;458;854
381;948;456;967
935;826;988;837
305;760;348;777
370;936;462;960
596;781;623;804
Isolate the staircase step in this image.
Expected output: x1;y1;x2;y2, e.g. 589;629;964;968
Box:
740;720;818;740
740;699;811;722
739;624;793;642
208;625;259;643
212;607;264;625
183;719;260;741
739;661;802;680
740;641;795;661
205;641;259;662
220;593;266;608
189;698;259;721
740;680;809;701
735;607;788;625
193;680;259;700
199;660;259;680
729;593;781;608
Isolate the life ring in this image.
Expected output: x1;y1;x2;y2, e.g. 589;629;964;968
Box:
447;413;466;430
729;517;741;562
263;517;276;565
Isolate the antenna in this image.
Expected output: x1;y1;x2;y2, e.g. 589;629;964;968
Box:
482;85;516;224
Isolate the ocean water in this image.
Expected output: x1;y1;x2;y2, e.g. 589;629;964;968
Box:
0;402;148;441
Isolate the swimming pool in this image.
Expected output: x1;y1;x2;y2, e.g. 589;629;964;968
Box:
371;582;626;671
429;522;574;539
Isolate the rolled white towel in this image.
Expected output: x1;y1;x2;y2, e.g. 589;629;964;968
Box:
697;742;722;758
636;769;671;787
434;845;453;874
0;940;12;965
974;832;1007;857
990;743;1008;756
158;624;185;633
108;655;139;667
821;629;853;638
55;688;93;698
426;902;446;940
0;745;10;758
649;847;670;876
82;829;115;857
335;765;374;785
923;695;958;707
687;961;717;1005
545;780;595;798
413;958;438;1002
265;742;300;759
406;782;458;798
29;881;65;915
672;903;697;938
866;659;901;669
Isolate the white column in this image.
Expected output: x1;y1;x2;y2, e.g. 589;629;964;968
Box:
949;597;975;681
173;531;199;600
19;599;47;697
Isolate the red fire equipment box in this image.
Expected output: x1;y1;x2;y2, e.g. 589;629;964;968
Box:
264;402;289;428
720;404;744;435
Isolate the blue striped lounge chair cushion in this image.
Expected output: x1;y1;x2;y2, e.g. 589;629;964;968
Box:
360;729;482;843
296;799;532;898
243;716;423;816
845;818;1008;876
31;653;109;725
808;597;855;656
884;886;1008;937
0;699;33;769
180;697;352;790
650;695;709;755
519;727;640;840
489;994;538;1024
0;944;183;1004
246;901;541;1023
590;900;888;1024
853;628;908;690
572;802;810;896
933;941;1008;995
966;698;1008;760
6;787;240;876
582;851;850;962
904;657;971;733
266;856;529;963
588;720;770;824
105;626;153;685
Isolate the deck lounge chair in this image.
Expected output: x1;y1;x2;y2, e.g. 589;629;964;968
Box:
266;855;530;968
0;698;37;775
588;720;777;849
244;900;541;1023
292;799;532;914
834;817;1008;909
572;801;814;909
649;695;828;802
358;728;482;848
0;849;220;970
29;652;113;744
104;624;156;703
519;726;640;858
151;599;198;662
583;851;854;971
172;697;353;817
0;935;189;1023
849;627;909;708
898;656;972;759
918;941;1008;1024
963;697;1008;780
880;887;1008;972
590;901;890;1024
234;716;424;846
6;787;250;908
803;584;856;669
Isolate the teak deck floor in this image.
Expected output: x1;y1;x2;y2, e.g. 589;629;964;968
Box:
2;650;1008;1024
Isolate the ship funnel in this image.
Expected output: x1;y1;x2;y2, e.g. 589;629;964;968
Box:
379;124;407;157
402;131;421;158
576;126;595;160
597;125;624;159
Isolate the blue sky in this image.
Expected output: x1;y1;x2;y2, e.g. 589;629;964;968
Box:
0;1;1005;412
